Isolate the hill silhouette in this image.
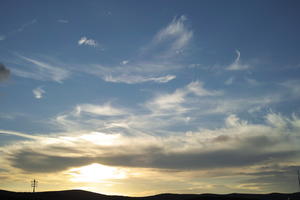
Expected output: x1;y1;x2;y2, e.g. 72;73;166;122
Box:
0;190;300;200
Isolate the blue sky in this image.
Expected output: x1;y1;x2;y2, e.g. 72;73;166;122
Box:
1;0;300;195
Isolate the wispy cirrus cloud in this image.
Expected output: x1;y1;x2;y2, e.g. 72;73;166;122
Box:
104;74;176;84
0;129;42;140
186;81;222;96
52;102;130;132
146;81;223;114
75;103;127;116
16;19;37;32
11;55;71;83
78;37;98;47
49;78;286;138
0;19;37;42
32;86;45;99
81;15;192;84
50;79;283;136
50;81;223;134
226;50;250;71
57;19;69;23
151;15;193;57
84;63;178;84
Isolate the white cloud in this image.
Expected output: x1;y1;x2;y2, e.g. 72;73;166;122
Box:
57;19;69;23
2;13;300;194
206;94;280;115
32;86;45;99
226;50;250;71
54;114;83;132
0;129;42;140
138;15;193;59
186;81;222;96
75;103;127;116
265;112;288;128
146;81;222;114
51;102;131;132
80;16;193;84
148;89;186;111
104;74;176;84
11;55;70;83
154;15;193;52
2;112;300;194
121;60;129;65
78;37;98;47
148;75;176;83
142;79;282;120
84;62;179;84
3;113;300;172
225;114;248;127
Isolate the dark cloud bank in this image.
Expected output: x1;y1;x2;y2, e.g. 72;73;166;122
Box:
9;145;298;173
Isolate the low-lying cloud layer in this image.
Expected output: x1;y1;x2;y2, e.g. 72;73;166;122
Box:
0;111;299;195
2;112;300;175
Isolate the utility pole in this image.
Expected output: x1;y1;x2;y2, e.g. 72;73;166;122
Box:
31;179;38;193
298;169;300;192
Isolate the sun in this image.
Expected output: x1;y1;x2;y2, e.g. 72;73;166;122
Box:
68;163;127;183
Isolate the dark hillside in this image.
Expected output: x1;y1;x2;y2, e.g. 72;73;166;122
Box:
0;190;299;200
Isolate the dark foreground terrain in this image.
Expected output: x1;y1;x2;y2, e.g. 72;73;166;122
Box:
0;190;299;200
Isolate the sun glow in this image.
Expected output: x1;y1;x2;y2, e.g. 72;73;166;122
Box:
68;163;127;183
79;132;121;146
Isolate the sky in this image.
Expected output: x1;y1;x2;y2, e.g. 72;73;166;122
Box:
1;0;300;196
